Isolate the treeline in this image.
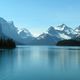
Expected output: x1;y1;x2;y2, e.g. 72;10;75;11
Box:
56;39;80;46
0;38;16;49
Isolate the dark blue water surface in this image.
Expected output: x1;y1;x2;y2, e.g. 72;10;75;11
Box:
0;46;80;80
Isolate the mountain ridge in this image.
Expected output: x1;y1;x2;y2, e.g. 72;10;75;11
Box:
0;17;80;45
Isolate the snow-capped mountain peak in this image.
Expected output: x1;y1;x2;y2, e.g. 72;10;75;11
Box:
55;24;69;31
0;17;19;39
18;28;33;39
0;17;80;45
75;25;80;33
47;26;57;35
47;24;70;32
0;17;34;44
47;26;55;31
18;28;30;34
45;24;77;40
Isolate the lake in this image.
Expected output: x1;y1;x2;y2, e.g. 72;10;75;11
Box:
0;46;80;80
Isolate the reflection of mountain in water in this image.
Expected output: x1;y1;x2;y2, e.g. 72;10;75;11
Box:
0;46;80;73
47;47;80;70
0;47;32;71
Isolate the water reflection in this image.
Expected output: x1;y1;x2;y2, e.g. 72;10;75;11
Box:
0;46;80;71
16;46;31;68
47;47;80;71
0;46;80;80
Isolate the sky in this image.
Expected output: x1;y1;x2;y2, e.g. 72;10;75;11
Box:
0;0;80;36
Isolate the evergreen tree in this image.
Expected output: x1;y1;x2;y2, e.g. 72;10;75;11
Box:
0;38;16;49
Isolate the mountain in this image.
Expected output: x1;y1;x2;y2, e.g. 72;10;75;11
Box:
36;24;77;45
47;24;77;39
72;26;80;40
0;17;80;45
0;17;34;44
75;26;80;33
0;23;4;37
18;28;35;44
0;18;20;41
36;33;61;45
18;28;33;39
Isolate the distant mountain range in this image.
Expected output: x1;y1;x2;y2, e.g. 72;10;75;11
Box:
0;17;80;45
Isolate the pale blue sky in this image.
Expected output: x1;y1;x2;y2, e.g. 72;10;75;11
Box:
0;0;80;36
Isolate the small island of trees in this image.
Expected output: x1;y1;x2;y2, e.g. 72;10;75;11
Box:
0;38;16;49
56;39;80;46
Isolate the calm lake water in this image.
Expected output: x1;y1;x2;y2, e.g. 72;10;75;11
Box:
0;46;80;80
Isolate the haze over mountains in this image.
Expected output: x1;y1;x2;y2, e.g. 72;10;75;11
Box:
0;17;80;45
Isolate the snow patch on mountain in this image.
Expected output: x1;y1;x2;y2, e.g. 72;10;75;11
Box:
18;28;32;38
75;26;80;33
0;17;80;45
47;24;77;39
58;33;71;39
0;17;34;44
0;17;20;41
